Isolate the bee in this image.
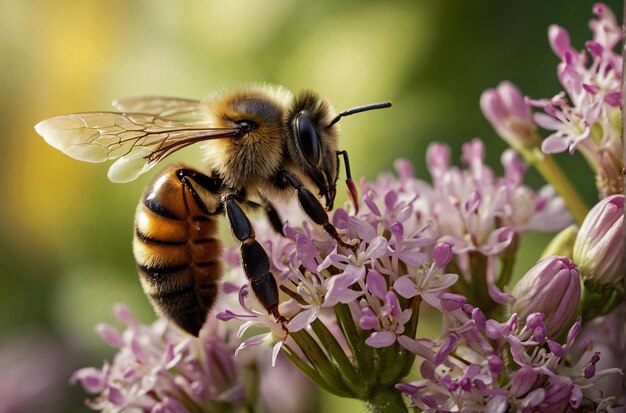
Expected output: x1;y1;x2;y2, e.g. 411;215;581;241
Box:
35;85;391;336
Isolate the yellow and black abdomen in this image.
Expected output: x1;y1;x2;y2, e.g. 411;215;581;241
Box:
132;165;223;336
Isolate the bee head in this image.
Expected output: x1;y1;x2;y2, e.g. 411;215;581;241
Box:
288;91;392;210
287;91;339;209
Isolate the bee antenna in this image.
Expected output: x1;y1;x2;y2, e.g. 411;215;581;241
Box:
327;101;392;128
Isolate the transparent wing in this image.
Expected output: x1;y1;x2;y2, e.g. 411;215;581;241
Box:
35;111;238;183
112;96;209;121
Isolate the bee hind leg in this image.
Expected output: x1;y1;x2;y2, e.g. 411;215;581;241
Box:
223;194;286;328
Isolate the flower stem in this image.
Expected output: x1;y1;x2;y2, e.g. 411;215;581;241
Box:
521;147;588;225
289;330;354;397
310;318;362;395
579;281;625;321
395;296;421;379
365;386;407;413
497;233;519;290
334;303;376;388
469;252;495;315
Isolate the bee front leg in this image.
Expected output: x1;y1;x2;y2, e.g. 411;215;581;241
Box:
275;171;356;251
223;195;287;328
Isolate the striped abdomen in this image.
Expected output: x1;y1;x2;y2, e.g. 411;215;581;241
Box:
133;165;223;336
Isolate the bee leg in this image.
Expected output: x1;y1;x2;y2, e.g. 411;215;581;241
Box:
276;171;356;251
176;168;223;213
336;150;359;214
234;197;284;236
223;195;287;327
260;196;285;236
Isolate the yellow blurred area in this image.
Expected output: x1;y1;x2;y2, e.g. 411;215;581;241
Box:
0;2;434;410
0;0;612;411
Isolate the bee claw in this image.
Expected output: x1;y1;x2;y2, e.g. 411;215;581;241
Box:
338;238;358;252
270;307;290;335
279;318;289;335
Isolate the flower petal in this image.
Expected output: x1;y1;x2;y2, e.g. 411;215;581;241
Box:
397;335;435;361
393;276;419;299
541;134;570;154
365;331;396;348
288;308;320;332
271;340;284;368
366;270;388;300
235;333;269;357
359;307;378;330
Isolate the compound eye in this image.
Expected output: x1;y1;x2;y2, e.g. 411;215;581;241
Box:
294;114;321;166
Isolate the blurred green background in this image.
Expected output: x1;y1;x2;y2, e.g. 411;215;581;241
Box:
0;0;619;411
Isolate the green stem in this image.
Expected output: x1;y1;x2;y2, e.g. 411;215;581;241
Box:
335;303;376;388
497;233;519;290
469;252;495;315
521;147;588;225
579;282;625;321
281;344;352;398
334;303;360;358
600;289;624;315
290;330;354;397
378;342;398;385
395;296;421;380
310;318;363;395
365;385;408;413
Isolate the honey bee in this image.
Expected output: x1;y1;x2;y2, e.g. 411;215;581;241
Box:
35;85;391;336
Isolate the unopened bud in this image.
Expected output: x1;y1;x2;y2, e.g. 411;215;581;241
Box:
480;81;539;151
510;256;580;337
433;242;453;268
573;194;624;287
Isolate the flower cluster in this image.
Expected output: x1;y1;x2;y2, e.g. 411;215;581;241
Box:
73;4;624;412
72;301;315;412
483;3;623;199
538;3;623;198
396;140;570;311
72;304;246;412
396;309;622;412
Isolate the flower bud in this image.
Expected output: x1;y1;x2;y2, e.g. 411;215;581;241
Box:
480;81;539;151
573;194;624;287
510;256;580;337
433;242;453;268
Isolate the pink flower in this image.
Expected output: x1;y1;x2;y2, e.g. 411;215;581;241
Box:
359;272;412;348
524;3;623;196
397;304;624;412
218;285;288;367
73;302;307;412
392;249;458;309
